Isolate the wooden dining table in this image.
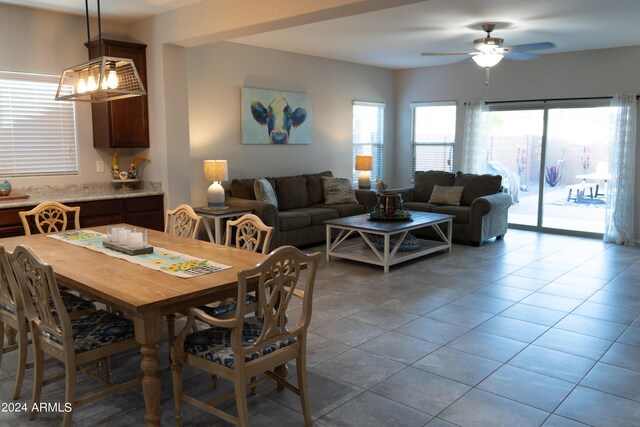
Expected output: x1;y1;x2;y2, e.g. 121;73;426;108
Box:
0;225;266;426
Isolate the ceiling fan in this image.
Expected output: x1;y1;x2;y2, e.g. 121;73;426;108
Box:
421;23;555;67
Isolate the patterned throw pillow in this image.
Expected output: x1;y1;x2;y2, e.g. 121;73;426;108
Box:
253;178;278;208
428;185;464;206
321;177;358;205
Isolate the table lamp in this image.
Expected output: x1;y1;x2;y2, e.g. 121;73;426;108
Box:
204;160;229;208
355;155;373;189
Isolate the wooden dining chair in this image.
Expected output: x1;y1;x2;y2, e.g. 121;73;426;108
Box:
165;204;203;239
0;245;96;401
8;245;140;427
224;213;274;255
19;201;81;236
171;246;320;426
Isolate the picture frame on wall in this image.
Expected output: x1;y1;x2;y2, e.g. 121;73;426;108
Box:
241;87;312;145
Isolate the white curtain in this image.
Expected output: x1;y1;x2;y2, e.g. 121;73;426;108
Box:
604;93;637;245
460;100;489;174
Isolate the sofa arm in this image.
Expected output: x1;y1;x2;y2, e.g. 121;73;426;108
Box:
385;187;416;203
354;189;377;212
470;192;513;217
225;197;279;228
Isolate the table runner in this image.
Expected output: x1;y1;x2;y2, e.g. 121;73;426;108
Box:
48;230;231;278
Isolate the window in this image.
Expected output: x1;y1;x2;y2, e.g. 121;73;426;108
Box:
352;101;384;187
0;71;78;177
411;101;456;180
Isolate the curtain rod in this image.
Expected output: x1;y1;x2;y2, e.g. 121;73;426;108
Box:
483;95;640;105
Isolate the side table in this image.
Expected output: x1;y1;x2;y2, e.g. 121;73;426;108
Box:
193;206;252;244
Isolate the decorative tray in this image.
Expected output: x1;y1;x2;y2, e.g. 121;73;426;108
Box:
103;240;154;256
368;212;412;222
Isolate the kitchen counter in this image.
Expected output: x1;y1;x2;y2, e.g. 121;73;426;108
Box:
0;181;163;209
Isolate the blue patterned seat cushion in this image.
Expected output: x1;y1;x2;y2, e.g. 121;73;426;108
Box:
184;316;296;368
198;294;257;317
43;310;135;354
1;291;94;317
0;303;15;315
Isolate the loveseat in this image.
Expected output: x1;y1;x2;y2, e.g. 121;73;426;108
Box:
225;171;376;248
387;171;512;246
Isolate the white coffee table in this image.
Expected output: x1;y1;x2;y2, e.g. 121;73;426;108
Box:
325;211;453;273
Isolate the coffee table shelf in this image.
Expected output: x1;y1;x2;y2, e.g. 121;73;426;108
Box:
325;211;453;273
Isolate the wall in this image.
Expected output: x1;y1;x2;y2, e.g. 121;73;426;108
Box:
186;41;395;207
395;45;640;238
0;3;134;189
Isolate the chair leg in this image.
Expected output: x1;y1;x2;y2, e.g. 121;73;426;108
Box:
274;364;288;391
29;346;44;420
0;321;4;364
171;358;183;427
234;374;250;427
296;353;313;426
62;363;77;427
13;323;28;400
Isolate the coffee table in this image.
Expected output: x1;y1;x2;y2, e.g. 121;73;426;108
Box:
325;211;453;273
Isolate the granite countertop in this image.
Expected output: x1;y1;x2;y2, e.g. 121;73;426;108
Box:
0;181;163;209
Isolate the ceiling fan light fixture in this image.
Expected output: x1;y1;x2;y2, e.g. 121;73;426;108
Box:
472;52;504;68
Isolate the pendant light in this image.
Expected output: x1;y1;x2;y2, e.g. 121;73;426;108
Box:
55;0;146;103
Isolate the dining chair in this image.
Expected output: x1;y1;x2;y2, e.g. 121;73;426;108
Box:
0;245;96;401
171;245;320;426
165;204;203;239
8;244;140;427
19;201;81;236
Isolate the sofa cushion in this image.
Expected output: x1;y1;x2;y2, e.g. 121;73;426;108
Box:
278;210;311;231
454;172;503;206
402;202;437;212
253;178;278;208
230;178;256;200
274;175;308;210
414;171;456;202
322;177;358;204
428;185;464;206
288;207;338;226
431;206;470;224
311;203;365;218
304;171;333;205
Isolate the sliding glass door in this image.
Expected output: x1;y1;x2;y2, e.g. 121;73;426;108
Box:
486;103;612;235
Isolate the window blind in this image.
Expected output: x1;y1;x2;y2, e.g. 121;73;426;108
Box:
411;101;456;180
0;71;78;177
352;101;384;187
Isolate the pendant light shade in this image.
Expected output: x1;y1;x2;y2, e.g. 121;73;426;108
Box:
55;0;146;103
472;52;504;68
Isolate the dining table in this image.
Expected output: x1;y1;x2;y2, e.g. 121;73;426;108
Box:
0;225;266;426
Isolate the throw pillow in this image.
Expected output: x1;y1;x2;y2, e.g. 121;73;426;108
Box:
428;185;464;206
253;178;278;208
321;177;358;205
414;171;456;203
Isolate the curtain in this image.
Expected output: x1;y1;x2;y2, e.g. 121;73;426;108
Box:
460;100;488;174
604;93;637;245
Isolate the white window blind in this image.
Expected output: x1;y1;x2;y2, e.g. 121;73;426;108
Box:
352;101;384;187
0;71;78;177
411;101;456;180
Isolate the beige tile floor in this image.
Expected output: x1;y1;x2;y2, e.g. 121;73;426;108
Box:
2;229;640;426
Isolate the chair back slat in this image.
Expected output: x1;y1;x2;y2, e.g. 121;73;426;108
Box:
165;204;202;239
19;201;81;236
225;214;274;254
0;246;20;319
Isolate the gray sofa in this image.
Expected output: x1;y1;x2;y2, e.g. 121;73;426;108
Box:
225;171;376;248
388;171;512;246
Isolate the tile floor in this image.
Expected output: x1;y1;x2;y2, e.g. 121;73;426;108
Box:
2;230;640;426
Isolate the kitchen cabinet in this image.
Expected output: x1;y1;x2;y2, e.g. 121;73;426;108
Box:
0;195;164;238
87;39;149;148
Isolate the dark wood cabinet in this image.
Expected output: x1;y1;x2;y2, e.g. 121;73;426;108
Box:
0;195;164;238
87;39;149;148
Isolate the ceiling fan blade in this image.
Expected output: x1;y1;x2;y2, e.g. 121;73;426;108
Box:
505;42;556;52
504;51;540;61
421;51;470;56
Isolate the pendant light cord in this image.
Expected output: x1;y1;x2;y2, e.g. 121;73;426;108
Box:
97;0;103;57
84;0;103;58
84;0;91;59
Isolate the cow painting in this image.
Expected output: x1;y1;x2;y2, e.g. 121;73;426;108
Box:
250;96;308;144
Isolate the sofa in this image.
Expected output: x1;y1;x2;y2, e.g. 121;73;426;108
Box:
225;171;376;248
387;170;512;246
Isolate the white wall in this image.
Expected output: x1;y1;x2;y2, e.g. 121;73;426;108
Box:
186;42;395;207
0;3;137;189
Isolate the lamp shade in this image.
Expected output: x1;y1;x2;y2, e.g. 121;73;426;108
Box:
56;56;146;103
204;160;229;182
355;155;373;171
472;52;504;68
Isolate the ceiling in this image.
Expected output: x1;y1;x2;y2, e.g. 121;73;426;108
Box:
4;0;640;70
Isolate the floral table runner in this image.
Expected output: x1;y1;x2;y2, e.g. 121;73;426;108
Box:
48;230;231;278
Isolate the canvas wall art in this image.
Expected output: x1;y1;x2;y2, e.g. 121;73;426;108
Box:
241;87;312;144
